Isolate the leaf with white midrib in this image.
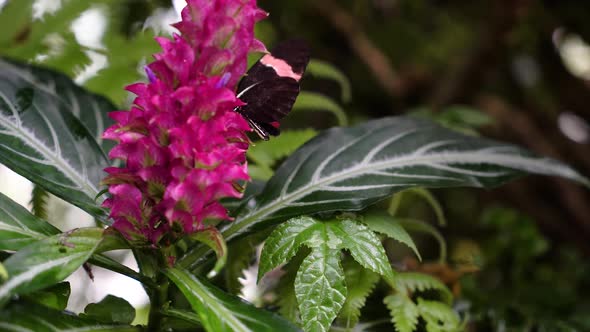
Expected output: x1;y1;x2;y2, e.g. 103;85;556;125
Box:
165;267;299;332
0;192;60;251
0;58;115;151
221;116;588;242
0;228;103;303
0;58;109;218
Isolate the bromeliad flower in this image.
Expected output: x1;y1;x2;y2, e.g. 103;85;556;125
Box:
102;0;267;245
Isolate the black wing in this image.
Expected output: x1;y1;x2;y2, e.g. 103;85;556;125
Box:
237;77;300;124
238;39;310;90
236;39;310;138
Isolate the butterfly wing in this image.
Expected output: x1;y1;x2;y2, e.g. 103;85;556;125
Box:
238;77;300;124
236;40;310;139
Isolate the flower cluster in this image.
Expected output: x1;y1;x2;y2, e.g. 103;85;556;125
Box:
102;0;267;244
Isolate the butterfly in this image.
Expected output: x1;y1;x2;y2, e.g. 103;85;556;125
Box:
236;39;310;140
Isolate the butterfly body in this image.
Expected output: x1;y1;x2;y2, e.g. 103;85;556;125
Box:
236;40;310;140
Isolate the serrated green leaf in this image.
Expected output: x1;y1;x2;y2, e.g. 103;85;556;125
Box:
165;267;299;332
417;298;460;332
260;217;394;284
276;249;308;324
22;281;70;310
210;116;588;259
293;91;348;126
335;219;396;285
362;212;421;261
0;227;103;304
338;258;380;329
385;294;419;332
0;301;139;331
295;247;347;332
258;216;317;280
0;192;60;251
307;59;352;103
395;272;452;304
0;58;110;219
83;295;136;324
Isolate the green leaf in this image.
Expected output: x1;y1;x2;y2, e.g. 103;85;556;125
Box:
0;301;140;331
0;227;103;304
0;1;33;49
295;247;346;332
398;218;447;262
83;295;136;324
276;249;308;324
248;129;317;180
385;294;419;332
161;308;202;329
258;216;317;280
0;60;116;151
395;272;452;304
30;184;49;219
259;217;394;283
405;188;447;226
225;234;261;294
216;116;589;251
335;219;396;285
362;212;421;260
262;217;391;331
0;262;7;282
0;192;60;251
293;91;348;126
190;227;227;278
417;298;460;332
0;59;110;219
338;258;380;329
307;59;352;103
410;106;493;136
22;281;70;310
165;267;299;332
438;105;494;128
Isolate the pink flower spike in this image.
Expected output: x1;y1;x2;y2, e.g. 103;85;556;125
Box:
101;0;266;245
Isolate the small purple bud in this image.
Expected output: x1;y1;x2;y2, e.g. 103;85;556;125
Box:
215;72;232;88
145;65;157;83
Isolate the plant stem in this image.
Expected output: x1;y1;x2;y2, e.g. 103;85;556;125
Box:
133;248;169;331
147;274;169;332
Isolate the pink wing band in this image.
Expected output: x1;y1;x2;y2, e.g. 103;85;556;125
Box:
260;54;302;81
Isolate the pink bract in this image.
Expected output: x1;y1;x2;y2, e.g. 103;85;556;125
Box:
102;0;266;245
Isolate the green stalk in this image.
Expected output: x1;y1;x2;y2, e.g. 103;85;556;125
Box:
133;248;169;331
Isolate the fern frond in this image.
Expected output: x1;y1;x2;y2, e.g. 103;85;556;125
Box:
417;298;460;332
384;294;419;332
395;272;452;304
30;185;49;219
